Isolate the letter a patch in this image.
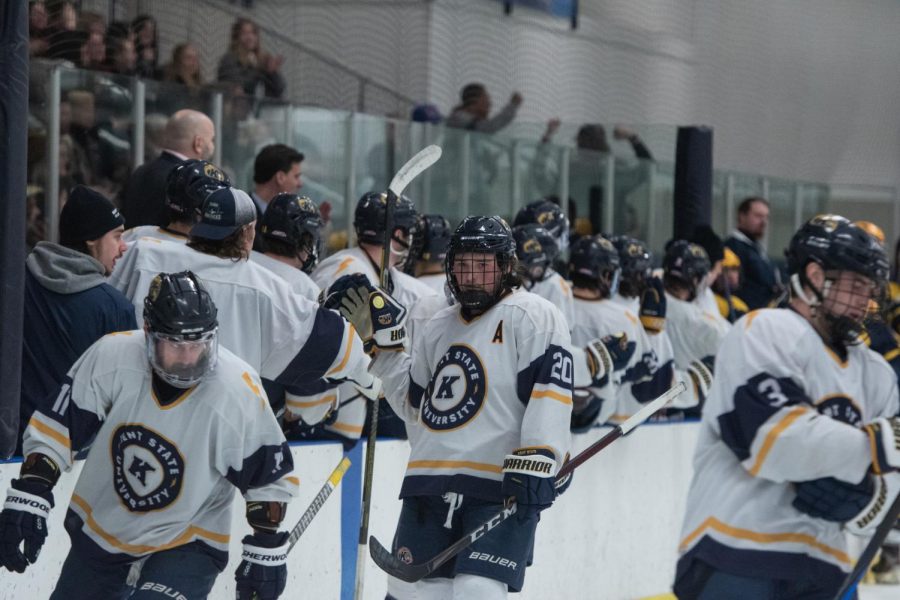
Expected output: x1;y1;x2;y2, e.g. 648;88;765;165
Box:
492;320;504;344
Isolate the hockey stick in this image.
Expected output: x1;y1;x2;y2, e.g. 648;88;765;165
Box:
369;381;687;583
287;456;352;552
354;144;443;600
834;492;900;599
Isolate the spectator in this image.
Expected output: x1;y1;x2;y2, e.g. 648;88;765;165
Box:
163;43;204;91
18;185;134;454
106;36;137;76
44;0;80;63
29;1;51;57
67;89;100;184
724;196;783;309
410;103;443;124
445;83;521;133
250;143;304;250
78;10;105;36
78;31;106;70
120;109;216;228
217;18;286;99
131;14;159;79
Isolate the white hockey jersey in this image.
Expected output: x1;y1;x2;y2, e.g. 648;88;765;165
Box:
677;308;900;589
249;251;320;302
23;331;297;560
571;297;674;425
371;289;573;501
417;273;448;295
108;238;368;389
123;226;188;245
528;271;574;329
310;246;437;441
666;292;731;369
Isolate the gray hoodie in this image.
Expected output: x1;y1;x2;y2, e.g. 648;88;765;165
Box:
26;241;107;294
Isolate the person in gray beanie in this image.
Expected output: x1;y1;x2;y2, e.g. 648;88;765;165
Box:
18;185;137;454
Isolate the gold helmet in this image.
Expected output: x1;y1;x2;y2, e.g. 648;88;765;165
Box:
855;220;886;246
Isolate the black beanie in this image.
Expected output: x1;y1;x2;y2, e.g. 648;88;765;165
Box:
59;185;125;244
690;224;725;264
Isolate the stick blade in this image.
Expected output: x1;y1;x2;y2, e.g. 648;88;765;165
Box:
369;535;431;583
388;144;442;198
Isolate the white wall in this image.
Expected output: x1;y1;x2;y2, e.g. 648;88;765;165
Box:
0;423;700;599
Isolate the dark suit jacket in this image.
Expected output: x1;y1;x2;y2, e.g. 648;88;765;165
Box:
120;151;185;228
725;232;779;310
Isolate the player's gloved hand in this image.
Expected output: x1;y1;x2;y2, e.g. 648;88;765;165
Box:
584;333;634;387
686;358;714;404
554;453;574;497
792;475;875;522
844;475;900;536
639;276;666;334
235;530;289;600
501;447;557;523
864;417;900;474
0;478;54;573
338;285;407;353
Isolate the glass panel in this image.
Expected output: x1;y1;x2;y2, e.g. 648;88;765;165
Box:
142;78;215;164
763;177;796;271
646;160;675;261
27;60;55;247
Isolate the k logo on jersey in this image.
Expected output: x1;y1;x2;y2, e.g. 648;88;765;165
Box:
111;424;185;512
422;344;487;431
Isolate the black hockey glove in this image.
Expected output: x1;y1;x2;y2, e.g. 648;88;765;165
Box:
501;447;557;524
792;476;875;523
235;530;289;600
639;276;666;334
584;333;634;387
864;417;900;474
0;478;54;573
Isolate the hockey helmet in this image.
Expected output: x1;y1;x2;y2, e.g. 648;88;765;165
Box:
513;224;559;284
568;235;621;296
353;191;419;246
261;193;323;273
513;198;569;250
612;235;652;297
144;271;218;388
446;215;518;312
664;240;711;291
166;160;230;219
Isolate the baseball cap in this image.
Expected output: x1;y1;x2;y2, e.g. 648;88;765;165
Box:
59;185;125;245
190;187;256;241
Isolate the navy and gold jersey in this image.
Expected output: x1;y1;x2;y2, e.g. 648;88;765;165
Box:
372;289;573;501
677;308;900;590
23;331;297;559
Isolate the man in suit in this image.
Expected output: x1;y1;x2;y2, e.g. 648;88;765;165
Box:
724;196;783;309
250;144;304;251
119;109;216;228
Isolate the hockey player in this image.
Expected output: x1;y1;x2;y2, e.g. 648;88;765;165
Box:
663;240;730;404
109;185;371;405
312;192;437;442
674;215;900;599
335;215;573;598
123;159;230;244
0;272;296;599
250;192;322;301
568;235;672;428
513;199;574;326
411;213;452;293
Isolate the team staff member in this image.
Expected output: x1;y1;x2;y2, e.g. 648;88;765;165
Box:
1;272;296;599
339;216;573;598
675;216;900;598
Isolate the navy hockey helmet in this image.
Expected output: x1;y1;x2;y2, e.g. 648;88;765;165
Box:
785;215;889;345
143;271;219;388
416;214;452;264
786;215;889;283
165;160;230;219
663;240;711;297
568;235;621;296
353;191;419;246
513;224;559;284
513;198;570;250
261;193;323;273
446;215;518;312
612;235;652;297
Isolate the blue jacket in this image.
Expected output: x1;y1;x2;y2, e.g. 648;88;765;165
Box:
19;242;137;452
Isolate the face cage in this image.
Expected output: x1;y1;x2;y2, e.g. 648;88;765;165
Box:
818;273;880;345
447;251;510;311
146;329;218;389
296;231;320;274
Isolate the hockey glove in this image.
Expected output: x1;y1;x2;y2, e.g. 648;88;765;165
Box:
235;530;289;600
686;359;714;405
0;478;54;573
844;475;900;536
864;417;900;474
792;475;875;522
639;276;666;334
584;333;634;387
339;286;407;353
554;453;574;498
501;447;557;523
